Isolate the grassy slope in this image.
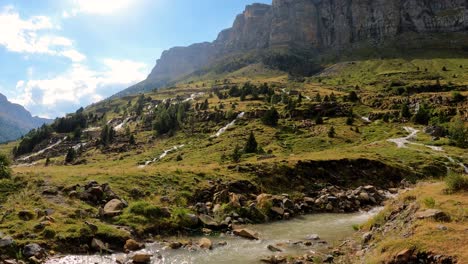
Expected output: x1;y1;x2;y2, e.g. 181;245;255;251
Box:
0;57;466;253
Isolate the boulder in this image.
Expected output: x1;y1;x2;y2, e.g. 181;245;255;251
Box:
91;238;112;253
270;206;284;216
18;210;35;221
124;239;144;251
362;232;372;243
0;236;14;248
132;253;152;263
198;237;213;250
23;243;44;258
198;214;219;228
213;189;230;204
169;242;183;249
415;209;450;221
103;199;125;216
229;193;241;208
358;192;370;202
233;228;259;240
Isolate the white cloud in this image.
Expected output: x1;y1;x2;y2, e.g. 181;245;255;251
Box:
0;6;85;62
12;59;150;118
65;0;134;17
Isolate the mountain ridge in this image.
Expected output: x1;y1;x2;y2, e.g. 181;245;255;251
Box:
0;92;51;143
111;0;467;98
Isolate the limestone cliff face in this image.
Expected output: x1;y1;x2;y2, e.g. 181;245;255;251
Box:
115;0;467;97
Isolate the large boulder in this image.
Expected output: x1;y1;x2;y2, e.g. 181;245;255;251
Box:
23;243;45;258
198;237;213;250
198;214;219;228
124;239;144;252
132;253;152;263
103;199;125;216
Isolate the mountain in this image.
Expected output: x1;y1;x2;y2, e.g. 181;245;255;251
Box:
112;0;468;98
0;93;52;143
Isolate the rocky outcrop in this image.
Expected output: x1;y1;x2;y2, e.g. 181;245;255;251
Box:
114;0;468;98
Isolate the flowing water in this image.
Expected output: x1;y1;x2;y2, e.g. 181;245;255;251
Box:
46;208;381;264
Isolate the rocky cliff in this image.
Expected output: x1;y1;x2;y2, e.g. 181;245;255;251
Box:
113;0;467;98
0;93;51;143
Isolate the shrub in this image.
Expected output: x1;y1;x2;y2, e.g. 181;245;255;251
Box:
445;172;468;193
448;117;468;148
0;153;11;179
423;197;436;208
328;126;336;138
129;201;165;218
65;148;77;163
244;131;258;154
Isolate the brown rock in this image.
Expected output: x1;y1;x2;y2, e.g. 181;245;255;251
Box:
198;237;213;250
103;199;125;216
233;228;259;240
415;209;450;221
124;239;144;252
132;253;152;263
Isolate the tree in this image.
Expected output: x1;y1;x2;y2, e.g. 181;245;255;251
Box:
231;145;242;163
0;153;11;179
348;91;359;102
330;92;337;102
412;104;431;125
346;116;354;125
315;115;324;125
400;103;411;119
65;148;77;163
100;125;115;146
45;157;51;167
262;107;280;126
244;131;258;153
328;126;336;138
129;134;136;145
323;95;330;102
315;93;322;102
448;117;468;148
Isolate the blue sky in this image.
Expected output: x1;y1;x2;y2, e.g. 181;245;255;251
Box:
0;0;270;118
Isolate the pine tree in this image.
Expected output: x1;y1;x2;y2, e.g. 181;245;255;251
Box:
348;91;359;102
231;145;242;163
315;93;322;102
129;134;136;145
244;131;258;153
328;126;336;138
262;107;280;126
65;148;77;163
400;103;411;119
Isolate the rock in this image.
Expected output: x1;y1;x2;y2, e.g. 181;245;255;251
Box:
198;214;219;228
103;199;125;216
282;198;294;210
260;255;287;264
233;228;259;240
28;256;42;264
0;236;14;247
358;192;370;202
198;237;213;250
68;191;79;199
267;244;282;252
270;206;284;216
323;255;334;263
169;242;183;249
395;248;414;263
91;238;112;253
18;210;35;221
217;241;228;247
415;209;450;221
305;234;320;241
132;253;152;263
213;189;230;204
325;203;333;211
437;224;448;231
229;193;241;208
362;232;372;243
42;188;58;196
23;243;44;258
124;239;144;251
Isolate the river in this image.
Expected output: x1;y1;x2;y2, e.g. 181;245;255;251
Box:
46;208;381;264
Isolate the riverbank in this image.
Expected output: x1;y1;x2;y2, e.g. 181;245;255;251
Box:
301;181;467;264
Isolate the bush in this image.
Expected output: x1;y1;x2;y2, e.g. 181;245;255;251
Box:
129;201;165;218
262;107;279;127
445;172;468;193
244;131;258;154
0;153;12;179
423;197;436;208
448;117;468;148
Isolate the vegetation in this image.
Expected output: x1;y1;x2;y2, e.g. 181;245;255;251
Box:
0;153;11;179
244;131;258;154
445;172;468;193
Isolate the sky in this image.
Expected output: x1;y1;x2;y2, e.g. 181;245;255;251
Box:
0;0;270;118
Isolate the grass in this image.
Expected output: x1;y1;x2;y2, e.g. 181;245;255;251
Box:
445;171;468;193
362;182;468;263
